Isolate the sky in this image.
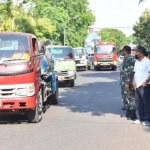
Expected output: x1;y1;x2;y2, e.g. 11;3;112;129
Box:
88;0;150;36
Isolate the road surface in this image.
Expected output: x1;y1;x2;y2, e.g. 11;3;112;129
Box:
0;68;150;150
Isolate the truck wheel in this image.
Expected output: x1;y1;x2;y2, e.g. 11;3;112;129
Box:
70;80;74;87
27;93;42;123
88;66;90;70
85;65;88;71
112;67;117;71
94;67;99;71
50;81;59;105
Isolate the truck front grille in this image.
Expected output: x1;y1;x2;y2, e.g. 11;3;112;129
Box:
98;58;113;62
0;88;16;97
56;71;68;76
75;60;80;64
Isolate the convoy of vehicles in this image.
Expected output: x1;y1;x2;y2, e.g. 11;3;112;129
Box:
93;42;118;71
73;47;88;71
0;32;58;123
0;31;129;123
46;45;76;87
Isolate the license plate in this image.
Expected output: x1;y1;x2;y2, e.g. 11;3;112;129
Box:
59;77;64;81
102;62;109;65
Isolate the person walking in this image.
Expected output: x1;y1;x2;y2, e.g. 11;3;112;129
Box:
120;45;136;119
132;46;150;126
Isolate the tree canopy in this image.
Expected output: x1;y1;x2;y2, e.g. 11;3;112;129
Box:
98;28;127;50
133;9;150;49
0;0;95;47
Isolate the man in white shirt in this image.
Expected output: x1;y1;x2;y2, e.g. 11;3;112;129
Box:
132;46;150;126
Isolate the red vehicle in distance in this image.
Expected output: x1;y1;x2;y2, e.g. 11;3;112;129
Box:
93;42;118;71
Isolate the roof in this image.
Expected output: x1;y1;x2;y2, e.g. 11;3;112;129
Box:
0;32;37;38
73;47;84;49
96;42;116;46
46;45;72;48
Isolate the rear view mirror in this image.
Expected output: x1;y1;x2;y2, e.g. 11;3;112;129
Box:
113;47;116;53
38;40;46;54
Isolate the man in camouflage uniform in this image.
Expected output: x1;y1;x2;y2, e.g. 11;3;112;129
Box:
120;45;135;119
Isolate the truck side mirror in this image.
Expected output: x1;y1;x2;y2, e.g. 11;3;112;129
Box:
38;40;46;54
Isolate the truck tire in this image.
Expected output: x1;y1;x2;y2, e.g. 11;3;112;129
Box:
112;66;117;71
27;93;42;123
70;80;74;87
94;67;99;71
51;81;59;105
85;65;88;71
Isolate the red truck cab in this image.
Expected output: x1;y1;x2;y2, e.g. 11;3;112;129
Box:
0;32;41;122
93;42;118;71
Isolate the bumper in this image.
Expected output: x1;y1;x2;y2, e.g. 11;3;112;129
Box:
94;61;118;67
58;74;76;81
76;63;87;67
0;96;36;110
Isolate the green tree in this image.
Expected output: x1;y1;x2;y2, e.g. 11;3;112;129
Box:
126;35;138;45
98;28;127;50
0;0;56;39
31;0;95;47
133;9;150;50
0;0;95;47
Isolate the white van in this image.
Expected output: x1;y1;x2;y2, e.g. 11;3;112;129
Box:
73;47;88;71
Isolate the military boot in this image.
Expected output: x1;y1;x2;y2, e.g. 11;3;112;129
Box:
126;110;131;118
129;110;136;120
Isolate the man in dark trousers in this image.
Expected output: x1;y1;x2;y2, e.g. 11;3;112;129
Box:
133;46;150;126
120;45;135;119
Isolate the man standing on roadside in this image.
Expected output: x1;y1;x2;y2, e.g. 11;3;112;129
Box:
120;45;135;119
132;46;150;126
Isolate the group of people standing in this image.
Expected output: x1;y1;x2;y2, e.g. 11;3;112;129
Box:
120;45;150;126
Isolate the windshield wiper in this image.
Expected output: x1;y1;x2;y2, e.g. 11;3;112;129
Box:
3;59;26;62
0;59;26;65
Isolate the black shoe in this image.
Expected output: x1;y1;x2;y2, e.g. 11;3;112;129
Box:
129;110;136;120
126;110;131;118
121;106;126;110
120;114;125;118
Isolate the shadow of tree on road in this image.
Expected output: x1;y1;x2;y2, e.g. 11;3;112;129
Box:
58;71;123;117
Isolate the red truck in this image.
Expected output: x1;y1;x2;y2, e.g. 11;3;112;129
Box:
93;42;118;71
0;32;58;123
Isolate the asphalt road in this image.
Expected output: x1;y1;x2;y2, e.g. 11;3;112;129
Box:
0;68;150;150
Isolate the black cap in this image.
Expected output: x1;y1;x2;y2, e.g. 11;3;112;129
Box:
122;45;131;53
145;50;148;56
136;46;147;55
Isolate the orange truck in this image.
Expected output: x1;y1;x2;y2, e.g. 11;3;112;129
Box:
93;42;118;71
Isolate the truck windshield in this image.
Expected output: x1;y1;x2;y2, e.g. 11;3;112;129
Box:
85;46;94;54
0;34;30;61
47;47;73;59
74;49;85;55
95;46;114;54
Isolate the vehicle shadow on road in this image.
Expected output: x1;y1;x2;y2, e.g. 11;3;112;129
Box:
0;114;28;124
0;105;50;124
58;71;123;117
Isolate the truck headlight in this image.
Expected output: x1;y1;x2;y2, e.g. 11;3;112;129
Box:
17;84;35;96
28;84;35;96
68;70;76;75
17;88;28;96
